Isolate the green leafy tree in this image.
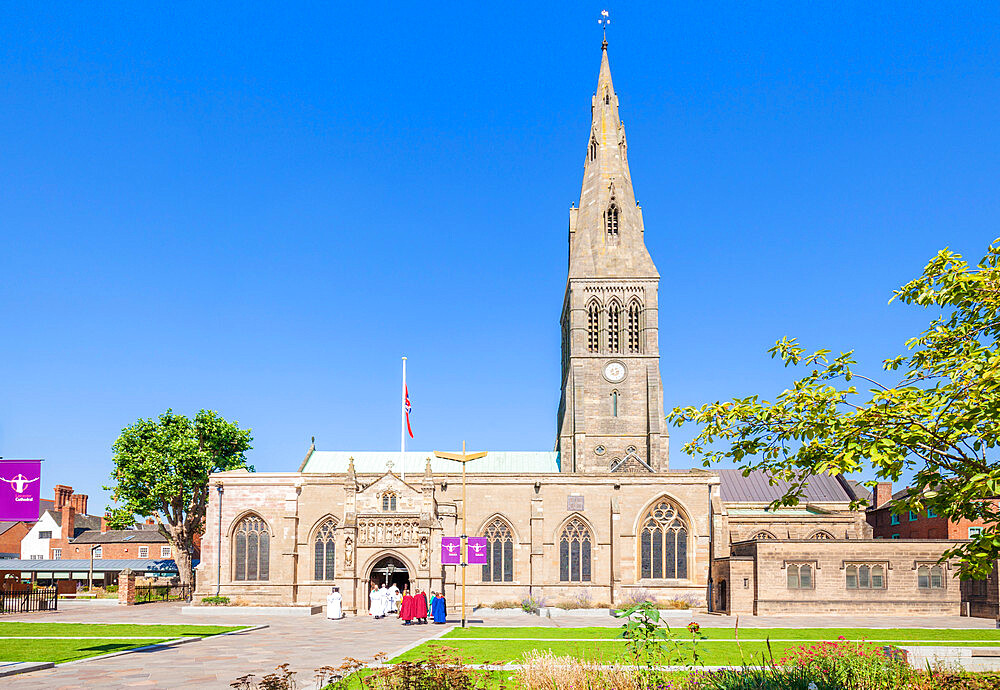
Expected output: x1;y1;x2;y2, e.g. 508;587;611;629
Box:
670;240;1000;579
105;409;253;585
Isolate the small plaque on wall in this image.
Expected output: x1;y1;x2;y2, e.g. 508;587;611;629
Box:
568;495;584;511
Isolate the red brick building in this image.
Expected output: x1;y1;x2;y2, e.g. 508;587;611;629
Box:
867;482;996;540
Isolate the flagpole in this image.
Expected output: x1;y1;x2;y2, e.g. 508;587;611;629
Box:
399;357;406;481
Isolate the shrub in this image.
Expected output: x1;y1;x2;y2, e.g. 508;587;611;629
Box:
516;650;653;690
478;599;520;610
520;594;547;614
106;584;119;593
778;638;912;690
202;596;231;606
616;588;653;608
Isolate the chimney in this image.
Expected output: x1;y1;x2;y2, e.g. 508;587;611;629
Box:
101;516;109;534
54;485;73;511
145;517;155;526
70;493;88;516
874;482;893;510
61;502;76;542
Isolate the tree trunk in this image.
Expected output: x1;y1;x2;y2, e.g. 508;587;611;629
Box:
166;525;194;587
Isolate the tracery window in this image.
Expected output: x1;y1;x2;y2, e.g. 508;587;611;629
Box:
382;492;397;512
606;203;619;238
752;531;776;540
608;302;621;353
627;301;641;353
589;136;598;161
314;519;337;581
787;563;813;589
639;500;688;579
846;564;885;589
482;519;513;582
559;518;592;582
234;514;270;582
918;565;944;589
587;301;600;353
809;530;834;540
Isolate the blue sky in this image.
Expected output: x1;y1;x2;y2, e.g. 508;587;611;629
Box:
1;4;999;511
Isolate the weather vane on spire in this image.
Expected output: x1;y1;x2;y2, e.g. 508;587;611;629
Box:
598;10;610;48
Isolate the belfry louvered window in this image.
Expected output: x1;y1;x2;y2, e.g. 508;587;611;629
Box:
608;302;621;353
627;300;641;353
234;515;270;582
639;500;688;580
606;204;619;238
314;519;337;581
587;301;600;353
559;518;592;582
482;519;513;582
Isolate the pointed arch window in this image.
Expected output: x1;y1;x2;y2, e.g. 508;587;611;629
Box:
587;301;600;353
559;518;592;582
639;500;688;580
314;519;337;581
482;519;514;582
234;515;270;582
607;301;621;353
627;300;641;353
382;492;397;512
611;390;619;417
589;135;598;161
605;203;619;239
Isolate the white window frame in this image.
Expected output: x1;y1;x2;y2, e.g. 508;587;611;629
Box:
93;546;103;559
138;546;149;558
52;548;62;559
161;545;171;558
969;526;983;539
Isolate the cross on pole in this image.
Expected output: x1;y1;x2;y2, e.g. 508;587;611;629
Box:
434;441;488;628
598;9;610;47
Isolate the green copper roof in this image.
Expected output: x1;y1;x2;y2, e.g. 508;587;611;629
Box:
301;450;560;474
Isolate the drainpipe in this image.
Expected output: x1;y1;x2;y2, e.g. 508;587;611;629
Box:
215;485;224;597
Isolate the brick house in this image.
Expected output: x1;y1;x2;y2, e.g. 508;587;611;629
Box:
867;482;997;540
66;529;174;561
22;486;100;559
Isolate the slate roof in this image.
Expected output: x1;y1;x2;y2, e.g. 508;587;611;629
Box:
71;529;167;545
718;469;853;503
0;558;178;572
301;450;561;474
46;511;102;538
0;521;20;535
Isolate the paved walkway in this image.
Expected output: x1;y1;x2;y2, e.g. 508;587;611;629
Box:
1;603;995;688
2;602;451;689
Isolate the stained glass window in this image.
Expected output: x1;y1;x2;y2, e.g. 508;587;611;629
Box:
314;519;337;581
482;519;514;583
559;518;592;582
639;500;688;580
234;515;269;582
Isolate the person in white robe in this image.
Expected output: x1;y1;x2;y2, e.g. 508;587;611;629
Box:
368;584;381;618
376;584;389;619
387;583;400;613
326;586;343;620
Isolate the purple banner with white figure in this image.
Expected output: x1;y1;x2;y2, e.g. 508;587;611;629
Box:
441;537;462;564
0;460;41;521
466;537;489;565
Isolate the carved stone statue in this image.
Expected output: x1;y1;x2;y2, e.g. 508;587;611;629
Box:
419;537;428;567
344;537;354;566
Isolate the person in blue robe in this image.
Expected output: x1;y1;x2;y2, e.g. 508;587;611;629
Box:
431;591;447;623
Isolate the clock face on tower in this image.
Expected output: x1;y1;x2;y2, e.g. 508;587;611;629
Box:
603;361;627;383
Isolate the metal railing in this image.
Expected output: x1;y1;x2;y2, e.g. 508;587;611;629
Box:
0;586;58;614
135;583;192;604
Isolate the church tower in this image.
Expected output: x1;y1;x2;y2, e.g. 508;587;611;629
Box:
556;40;669;474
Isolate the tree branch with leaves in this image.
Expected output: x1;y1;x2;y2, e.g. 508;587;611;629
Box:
670;240;1000;579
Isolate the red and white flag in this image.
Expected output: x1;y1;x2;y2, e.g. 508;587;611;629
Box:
404;385;413;438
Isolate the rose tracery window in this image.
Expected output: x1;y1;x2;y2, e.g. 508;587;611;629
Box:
559;518;592;582
234;515;270;582
639;500;688;580
482;519;513;582
314;519;337;581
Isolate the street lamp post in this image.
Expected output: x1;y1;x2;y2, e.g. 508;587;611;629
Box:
434;441;487;628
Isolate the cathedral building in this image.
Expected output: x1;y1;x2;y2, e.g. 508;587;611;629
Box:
196;42;970;617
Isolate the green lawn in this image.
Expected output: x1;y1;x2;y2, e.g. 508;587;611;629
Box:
0;637;173;663
0;622;250;664
0;622;246;638
445;626;1000;641
391;627;1000;666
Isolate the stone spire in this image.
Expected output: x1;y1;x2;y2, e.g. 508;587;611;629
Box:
568;43;659;280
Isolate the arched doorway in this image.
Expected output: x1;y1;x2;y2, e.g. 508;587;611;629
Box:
367;555;409;606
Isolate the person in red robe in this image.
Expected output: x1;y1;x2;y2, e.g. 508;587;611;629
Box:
399;586;415;625
414;589;428;624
